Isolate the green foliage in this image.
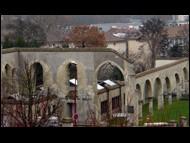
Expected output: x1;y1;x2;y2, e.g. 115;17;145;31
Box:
3;35;13;49
141;100;189;124
169;44;183;57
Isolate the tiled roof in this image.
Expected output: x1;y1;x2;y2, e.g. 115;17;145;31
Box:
166;24;189;38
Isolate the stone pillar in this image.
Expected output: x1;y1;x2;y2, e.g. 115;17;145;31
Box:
138;100;143;118
148;97;153;114
157;94;164;110
176;85;181;99
185;81;189;95
168;93;172;105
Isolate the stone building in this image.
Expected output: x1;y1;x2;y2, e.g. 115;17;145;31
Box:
1;47;189;126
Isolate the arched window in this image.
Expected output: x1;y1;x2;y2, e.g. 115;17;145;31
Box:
144;80;152;102
175;73;180;84
165;77;171;93
97;62;124;81
68;62;77;87
5;64;11;77
183;68;188;81
154;78;162;98
32;63;43;86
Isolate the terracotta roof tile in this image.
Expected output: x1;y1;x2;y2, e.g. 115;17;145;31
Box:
166;24;189;38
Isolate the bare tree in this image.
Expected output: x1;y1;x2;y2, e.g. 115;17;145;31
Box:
128;46;152;73
1;59;62;127
139;18;168;68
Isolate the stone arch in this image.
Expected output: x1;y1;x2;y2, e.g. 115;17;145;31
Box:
154;78;162;98
144;79;152;103
136;84;142;100
29;60;53;88
183;67;188;81
95;60;125;82
5;64;12;77
153;77;163;109
165;77;172;93
56;60;87;97
31;62;44;86
175;73;180;85
2;62;14;74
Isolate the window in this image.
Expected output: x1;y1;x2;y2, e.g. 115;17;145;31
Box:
112;96;121;110
101;100;108;114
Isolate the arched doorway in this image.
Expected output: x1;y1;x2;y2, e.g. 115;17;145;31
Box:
31;63;44;87
144;80;152;103
136;84;142;118
165;77;171;93
143;80;153;116
3;64;12;95
154;78;162;110
165;77;172;103
5;64;11;77
183;68;188;81
175;73;180;85
174;73;180;100
66;61;78;120
96;62;125;119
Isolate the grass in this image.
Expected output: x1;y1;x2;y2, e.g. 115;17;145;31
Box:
140;99;189;125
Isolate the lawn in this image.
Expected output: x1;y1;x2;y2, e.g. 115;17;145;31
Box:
140;99;189;125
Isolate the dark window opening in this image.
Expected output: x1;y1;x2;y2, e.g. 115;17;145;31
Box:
97;63;124;81
33;63;43;87
5;64;11;76
101;100;108;114
68;63;77;80
112;96;121;110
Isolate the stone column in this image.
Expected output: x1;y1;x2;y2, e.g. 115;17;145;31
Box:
168;93;172;105
138;100;143;118
176;85;181;100
157;94;164;110
148;97;153;114
185;81;189;95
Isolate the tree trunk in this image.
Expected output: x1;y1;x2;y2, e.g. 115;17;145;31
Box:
151;52;156;68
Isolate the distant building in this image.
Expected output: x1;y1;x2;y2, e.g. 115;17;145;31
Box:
166;24;189;48
168;15;189;27
105;28;149;58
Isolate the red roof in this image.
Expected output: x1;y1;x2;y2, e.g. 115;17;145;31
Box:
166;24;189;38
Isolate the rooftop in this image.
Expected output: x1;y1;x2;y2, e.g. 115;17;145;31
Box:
105;28;141;42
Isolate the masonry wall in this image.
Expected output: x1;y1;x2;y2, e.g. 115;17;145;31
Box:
107;42;126;56
136;59;189;99
1;48;130;124
128;40;150;55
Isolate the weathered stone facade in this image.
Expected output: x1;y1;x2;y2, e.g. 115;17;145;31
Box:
1;48;189;126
